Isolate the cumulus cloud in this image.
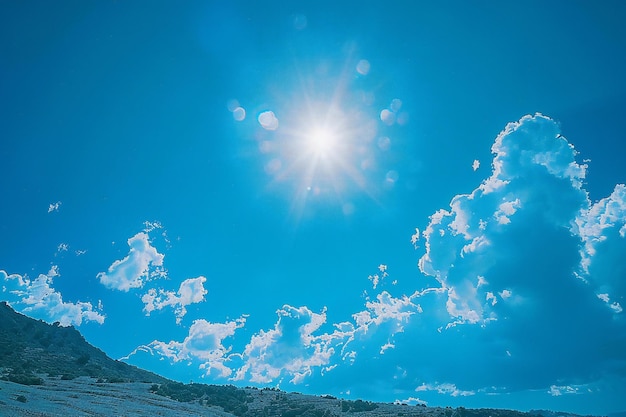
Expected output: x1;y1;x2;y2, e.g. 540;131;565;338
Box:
132;282;429;388
411;113;625;394
127;316;246;378
142;276;208;324
128;305;344;385
1;267;105;326
98;227;209;322
234;305;335;384
419;113;591;326
97;232;166;291
361;291;418;331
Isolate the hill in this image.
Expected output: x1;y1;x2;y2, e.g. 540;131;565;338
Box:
0;301;167;385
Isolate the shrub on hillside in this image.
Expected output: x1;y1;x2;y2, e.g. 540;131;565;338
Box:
5;373;43;386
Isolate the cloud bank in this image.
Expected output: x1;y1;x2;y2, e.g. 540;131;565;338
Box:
126;114;625;405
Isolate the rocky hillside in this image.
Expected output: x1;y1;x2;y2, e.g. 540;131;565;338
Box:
0;301;167;384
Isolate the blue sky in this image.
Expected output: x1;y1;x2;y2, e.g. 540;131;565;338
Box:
2;1;626;414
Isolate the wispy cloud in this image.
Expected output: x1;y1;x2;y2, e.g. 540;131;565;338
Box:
548;384;581;396
47;201;62;213
395;396;427;406
416;382;475;397
97;232;166;291
367;264;388;289
56;243;69;255
1;267;105;326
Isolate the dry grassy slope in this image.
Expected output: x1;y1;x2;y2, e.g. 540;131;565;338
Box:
0;376;234;416
242;388;529;417
0;376;524;417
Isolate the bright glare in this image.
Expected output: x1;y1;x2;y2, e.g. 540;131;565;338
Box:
307;127;337;156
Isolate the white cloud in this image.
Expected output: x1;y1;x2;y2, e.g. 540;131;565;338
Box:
142;276;208;324
363;291;417;330
416;382;475;397
472;159;480;171
407;113;626;397
48;201;61;213
494;198;521;225
548;384;579;396
576;184;626;312
410;227;420;248
418;114;590;327
368;264;390;290
368;274;380;289
461;235;490;257
1;268;105;326
97;232;166;291
395;396;427;406
128;316;246;378
379;341;395;354
445;287;483;327
235;305;335;385
143;220;163;232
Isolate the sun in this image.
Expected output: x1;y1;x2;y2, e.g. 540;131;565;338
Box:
252;73;383;216
307;126;338;156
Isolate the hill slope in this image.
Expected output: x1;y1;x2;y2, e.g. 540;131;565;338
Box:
0;301;166;384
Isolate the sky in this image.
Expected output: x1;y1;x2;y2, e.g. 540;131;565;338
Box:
1;1;626;415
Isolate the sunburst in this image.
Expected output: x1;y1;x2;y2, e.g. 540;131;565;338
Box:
250;61;386;220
